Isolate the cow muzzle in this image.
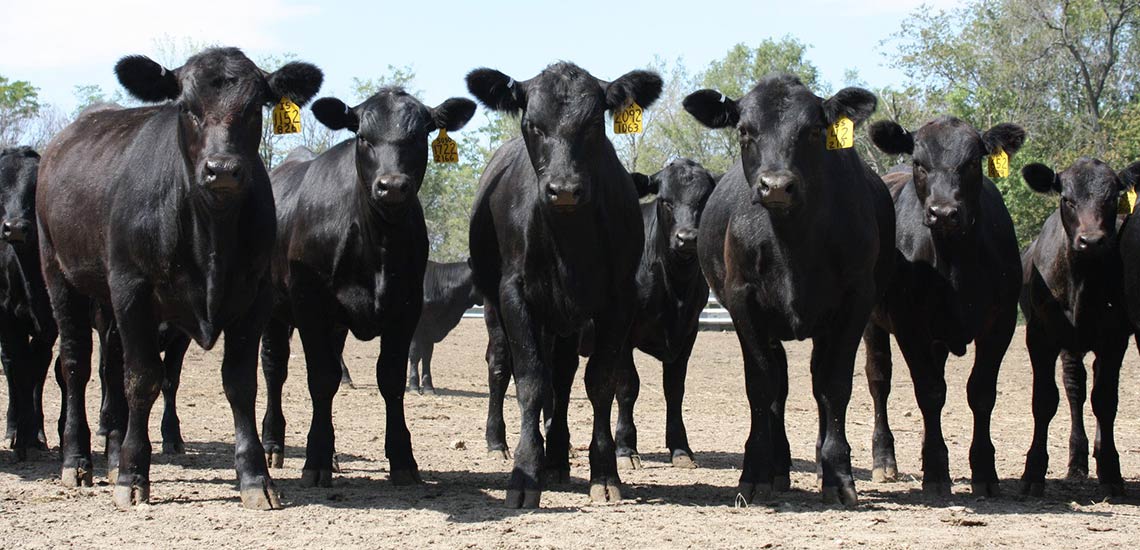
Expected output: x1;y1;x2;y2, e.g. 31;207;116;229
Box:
202;157;244;192
373;174;412;205
1;219;30;244
545;181;583;210
672;227;698;254
1073;230;1109;254
924;203;964;234
756;170;799;211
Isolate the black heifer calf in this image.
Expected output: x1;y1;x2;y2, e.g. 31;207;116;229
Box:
407;260;482;395
613;158;717;470
863;117;1024;496
684;75;894;506
259;88;475;487
37;47;322;509
468;62;661;507
1019;158;1140;496
0;147;56;459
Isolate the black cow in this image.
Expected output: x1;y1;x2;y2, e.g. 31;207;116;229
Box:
467;62;661;507
613;158;717;470
259;88;475;487
0;147;56;459
683;74;893;505
1018;158;1140;496
37;47;322;509
862;117;1024;496
407;260;483;394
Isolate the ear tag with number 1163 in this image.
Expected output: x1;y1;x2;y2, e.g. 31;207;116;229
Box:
826;116;854;150
272;97;301;135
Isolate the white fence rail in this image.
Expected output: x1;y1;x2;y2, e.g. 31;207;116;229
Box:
462;297;734;330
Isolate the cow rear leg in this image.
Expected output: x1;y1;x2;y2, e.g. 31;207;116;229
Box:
332;327;354;389
663;348;696;468
1060;350;1088;480
543;336;577;483
419;344;436;395
1091;338;1126;496
29;334;52;451
297;324;341;488
1020;321;1060;497
97;320;127;485
484;302;512;459
379;318;421;486
260;317;292;469
863;322;897;482
47;270;94;488
967;308;1013;497
0;326;33;459
160;331;190;455
614;345;641;470
407;340;422;395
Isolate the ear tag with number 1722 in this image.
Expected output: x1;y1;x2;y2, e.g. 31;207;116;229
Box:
432;129;459;163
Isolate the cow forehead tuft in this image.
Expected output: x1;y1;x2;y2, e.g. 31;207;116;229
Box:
357;89;432;137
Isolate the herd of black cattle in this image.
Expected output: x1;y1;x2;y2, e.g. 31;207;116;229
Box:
0;46;1137;511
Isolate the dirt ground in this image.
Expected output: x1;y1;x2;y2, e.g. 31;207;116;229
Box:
2;321;1140;549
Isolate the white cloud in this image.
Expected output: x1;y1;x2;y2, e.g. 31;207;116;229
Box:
0;0;317;69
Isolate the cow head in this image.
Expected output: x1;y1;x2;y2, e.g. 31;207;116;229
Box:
0;147;39;248
632;158;718;257
114;47;322;203
683;75;876;215
311;89;476;218
466;62;662;212
1022;158;1140;256
870;116;1025;237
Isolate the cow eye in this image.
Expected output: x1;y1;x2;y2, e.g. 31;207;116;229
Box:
525;120;545;138
357;136;373;148
660;199;674;211
1062;196;1075;208
738;127;752;142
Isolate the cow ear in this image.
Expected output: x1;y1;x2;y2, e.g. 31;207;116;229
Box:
823;87;877;127
869;120;914;156
466;69;526;114
432;98;477;132
631;173;658;198
982;123;1026;156
311;97;359;133
605;70;663;111
1118;161;1140;192
683;89;740;129
1021;163;1060;194
115;55;180;102
267;62;323;107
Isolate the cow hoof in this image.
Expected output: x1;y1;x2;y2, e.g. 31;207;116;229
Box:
671;450;697;469
735;482;771;504
504;488;541;509
487;449;512;460
390;468;423;486
61;464;94;488
822;485;859;507
240;482;283;510
422;386;436;396
971;481;1000;497
1100;482;1125;497
1066;468;1088;481
774;475;791;492
266;451;284;469
331;455;342;474
112;483;150;509
300;469;333;488
542;468;570;485
872;465;899;483
589;480;622;504
922;481;952;496
162;440;186;455
616;455;642;471
13;446;27;462
108;468;119;486
1019;480;1045;497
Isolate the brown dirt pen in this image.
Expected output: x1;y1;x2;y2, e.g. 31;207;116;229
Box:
2;321;1139;549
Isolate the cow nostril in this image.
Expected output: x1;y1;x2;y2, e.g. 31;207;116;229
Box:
783;182;795;195
947;208;959;221
572;188;582;199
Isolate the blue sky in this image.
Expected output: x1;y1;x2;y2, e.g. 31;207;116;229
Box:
0;0;953;126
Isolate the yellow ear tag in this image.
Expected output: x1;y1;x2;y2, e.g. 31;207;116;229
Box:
432;129;459;163
986;146;1009;178
613;102;644;134
272;97;301;135
1119;188;1138;215
826;116;854;150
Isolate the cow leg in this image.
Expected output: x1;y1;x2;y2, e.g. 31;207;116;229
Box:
1020;320;1060;497
259;316;292;469
407;339;422;395
614;345;641;470
895;329;951;496
863;322;897;482
46;269;94;488
584;302;634;505
770;342;792;491
1059;350;1088;480
724;297;777;504
296;322;341;488
420;343;436;395
483;301;512;459
221;286;281;510
332;327;354;389
662;345;695;468
98;320;128;485
160;332;190;455
497;278;548;508
0;323;33;459
543;335;577;483
1090;335;1127;496
3;358;14;444
29;333;52;451
810;306;866;507
379;315;421;486
967;307;1014;497
110;286;163;509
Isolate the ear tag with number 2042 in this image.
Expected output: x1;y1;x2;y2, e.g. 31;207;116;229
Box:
272;97;301;135
986;147;1009;178
826;116;854;150
614;102;643;134
432;129;459;163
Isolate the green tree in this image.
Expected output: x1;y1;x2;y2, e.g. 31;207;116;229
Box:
0;76;41;148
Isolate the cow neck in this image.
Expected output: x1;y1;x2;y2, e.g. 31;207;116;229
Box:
926;224;983;293
182;188;244;318
1058;229;1119;324
352;173;398;247
765;173;831;244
